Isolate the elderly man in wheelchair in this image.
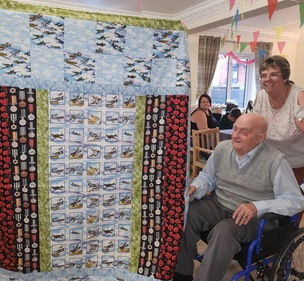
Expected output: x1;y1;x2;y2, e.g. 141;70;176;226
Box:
173;113;304;281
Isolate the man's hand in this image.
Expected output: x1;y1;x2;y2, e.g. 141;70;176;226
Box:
187;185;197;198
232;202;257;225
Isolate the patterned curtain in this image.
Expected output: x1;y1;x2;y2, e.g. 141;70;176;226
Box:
254;42;273;94
197;36;221;99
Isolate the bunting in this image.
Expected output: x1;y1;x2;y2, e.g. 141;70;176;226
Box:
267;0;278;20
229;0;236;11
250;42;256;52
275;26;282;42
300;3;304;28
236;35;241;44
240;42;247;53
253;31;260;43
277;41;286;54
241;0;245;19
235;9;239;30
138;0;142;16
259;49;267;60
224;51;255;65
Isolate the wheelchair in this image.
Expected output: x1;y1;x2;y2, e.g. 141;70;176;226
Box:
197;213;299;281
269;227;304;280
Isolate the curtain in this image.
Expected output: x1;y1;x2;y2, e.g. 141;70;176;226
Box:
254;42;273;93
197;36;221;99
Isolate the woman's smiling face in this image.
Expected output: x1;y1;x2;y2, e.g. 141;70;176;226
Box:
199;97;210;110
260;66;285;95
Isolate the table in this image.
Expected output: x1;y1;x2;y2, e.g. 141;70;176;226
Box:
220;129;232;140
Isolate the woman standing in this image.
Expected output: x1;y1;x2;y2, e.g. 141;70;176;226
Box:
254;55;304;183
190;94;218;131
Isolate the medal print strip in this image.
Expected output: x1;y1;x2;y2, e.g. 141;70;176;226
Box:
138;95;166;278
3;86;39;273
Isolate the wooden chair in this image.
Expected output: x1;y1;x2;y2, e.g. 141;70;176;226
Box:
191;127;220;178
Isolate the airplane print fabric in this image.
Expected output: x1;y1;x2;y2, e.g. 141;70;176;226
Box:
0;8;190;96
48;90;137;272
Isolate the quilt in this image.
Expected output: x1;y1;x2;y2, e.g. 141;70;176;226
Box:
0;1;190;280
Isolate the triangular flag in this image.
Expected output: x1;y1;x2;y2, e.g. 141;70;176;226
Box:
240;43;247;53
229;0;236;11
236;35;241;44
231;17;235;29
268;0;278;20
259;49;267;60
250;42;256;52
241;0;245;20
253;31;260;43
300;3;304;28
277;41;286;54
221;37;226;47
275;26;283;42
137;0;142;15
235;9;239;30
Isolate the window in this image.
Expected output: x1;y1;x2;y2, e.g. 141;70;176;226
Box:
208;53;255;109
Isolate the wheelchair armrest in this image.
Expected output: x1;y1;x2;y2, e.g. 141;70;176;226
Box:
233;213;299;267
262;212;290;224
253;212;298;257
254;213;287;255
257;213;291;241
262;212;298;226
262;212;286;222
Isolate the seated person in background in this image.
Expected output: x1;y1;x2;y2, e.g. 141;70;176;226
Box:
226;102;238;112
173;113;304;281
190;94;218;132
211;106;222;122
217;107;242;130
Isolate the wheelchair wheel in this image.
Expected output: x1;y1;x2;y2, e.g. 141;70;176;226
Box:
270;228;304;281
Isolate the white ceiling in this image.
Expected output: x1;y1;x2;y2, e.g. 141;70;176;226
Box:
13;0;304;36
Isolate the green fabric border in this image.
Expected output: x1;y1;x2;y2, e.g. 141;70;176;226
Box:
36;89;50;272
1;0;187;31
129;96;145;272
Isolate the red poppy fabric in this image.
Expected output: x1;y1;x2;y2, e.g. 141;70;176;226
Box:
138;95;188;280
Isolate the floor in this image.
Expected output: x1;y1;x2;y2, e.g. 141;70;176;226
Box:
192;214;304;281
